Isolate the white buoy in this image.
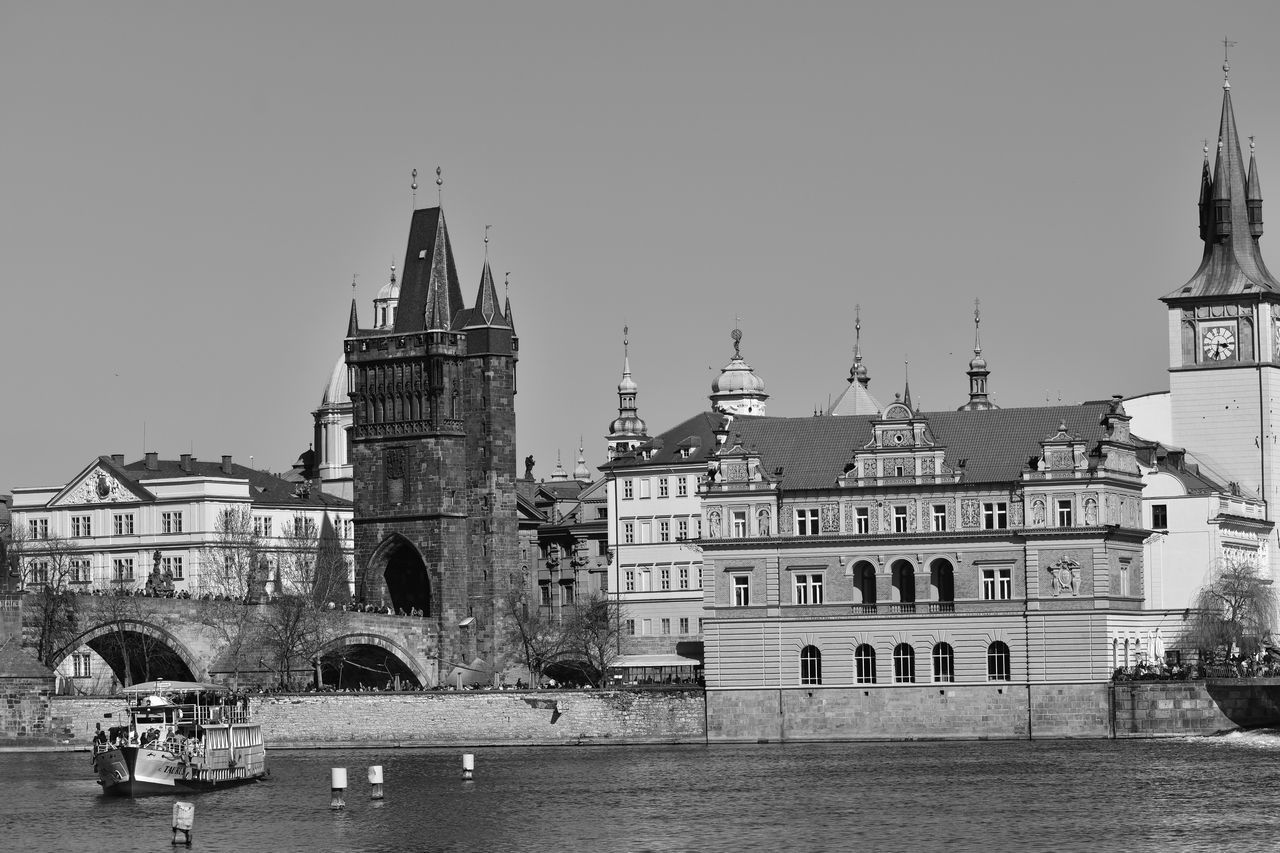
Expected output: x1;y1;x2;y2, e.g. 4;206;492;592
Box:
171;801;194;847
330;767;347;810
368;764;384;800
462;753;474;780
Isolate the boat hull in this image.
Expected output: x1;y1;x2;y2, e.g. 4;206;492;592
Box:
93;745;265;798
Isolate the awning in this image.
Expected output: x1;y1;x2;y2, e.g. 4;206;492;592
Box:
608;654;702;669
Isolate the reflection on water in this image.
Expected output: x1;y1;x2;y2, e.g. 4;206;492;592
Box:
4;735;1280;852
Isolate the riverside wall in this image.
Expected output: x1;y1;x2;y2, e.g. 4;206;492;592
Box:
44;690;707;749
19;681;1280;750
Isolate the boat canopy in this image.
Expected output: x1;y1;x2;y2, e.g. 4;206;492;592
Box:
122;680;227;696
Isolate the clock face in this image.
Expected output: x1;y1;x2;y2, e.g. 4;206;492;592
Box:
1202;325;1236;361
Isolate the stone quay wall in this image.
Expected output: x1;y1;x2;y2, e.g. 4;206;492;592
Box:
0;677;59;747
1112;679;1280;737
46;690;707;749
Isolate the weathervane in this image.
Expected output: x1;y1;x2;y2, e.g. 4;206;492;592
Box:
974;298;982;353
484;224;491;259
1223;38;1238;88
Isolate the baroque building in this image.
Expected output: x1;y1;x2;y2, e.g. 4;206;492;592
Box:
343;200;518;684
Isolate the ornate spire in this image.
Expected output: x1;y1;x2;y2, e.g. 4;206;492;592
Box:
550;450;568;481
959;298;997;411
573;438;591;481
1166;55;1280;300
347;296;359;337
473;260;500;325
902;360;913;411
503;272;515;332
607;325;647;460
710;325;768;416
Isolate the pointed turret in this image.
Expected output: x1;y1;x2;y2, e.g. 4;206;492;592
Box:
347;297;360;337
1166;63;1280;299
573;439;591;482
1198;143;1212;242
959;299;997;411
1248;138;1264;237
504;295;515;332
828;305;881;416
394;206;464;333
475;261;500;325
606;326;648;460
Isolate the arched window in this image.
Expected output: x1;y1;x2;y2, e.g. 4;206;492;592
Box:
930;559;954;611
892;560;916;610
855;644;876;684
893;643;915;683
800;645;822;685
932;642;955;683
854;562;877;609
987;641;1011;681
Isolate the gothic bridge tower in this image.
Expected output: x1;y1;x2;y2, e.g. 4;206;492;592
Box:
344;202;518;680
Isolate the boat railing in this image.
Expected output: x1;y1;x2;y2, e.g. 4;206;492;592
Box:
186;703;250;725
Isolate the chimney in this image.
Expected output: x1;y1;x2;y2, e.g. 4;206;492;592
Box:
179;453;191;473
221;455;233;474
110;454;124;466
145;452;158;471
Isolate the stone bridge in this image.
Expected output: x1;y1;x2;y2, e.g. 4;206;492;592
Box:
49;595;446;691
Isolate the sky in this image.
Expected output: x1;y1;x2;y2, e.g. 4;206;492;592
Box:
5;1;1280;490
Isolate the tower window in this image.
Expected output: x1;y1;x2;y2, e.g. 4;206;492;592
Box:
1151;504;1168;530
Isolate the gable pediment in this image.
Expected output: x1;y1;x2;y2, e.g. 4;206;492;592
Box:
51;462;151;507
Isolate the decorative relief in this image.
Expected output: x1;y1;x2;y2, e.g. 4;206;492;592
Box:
820;504;840;533
778;509;793;535
862;460;877;478
1047;557;1081;597
61;470;127;505
385;448;407;480
886;456;914;476
946;501;956;531
1122;497;1138;528
721;461;749;481
921;457;935;475
1009;500;1023;527
882;505;893;531
1047;450;1073;470
1105;494;1118;524
961;499;980;529
843;503;854;532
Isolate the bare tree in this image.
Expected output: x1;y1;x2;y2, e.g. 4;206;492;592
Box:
257;593;334;689
195;507;265;686
563;593;625;687
11;532;81;667
1183;556;1279;662
277;512;349;606
499;585;566;687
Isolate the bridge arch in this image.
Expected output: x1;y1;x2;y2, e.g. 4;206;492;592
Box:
53;619;201;685
317;631;433;689
366;533;435;616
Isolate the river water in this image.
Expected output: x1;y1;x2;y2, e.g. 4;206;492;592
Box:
4;734;1278;852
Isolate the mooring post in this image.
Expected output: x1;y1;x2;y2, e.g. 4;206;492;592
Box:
171;801;194;847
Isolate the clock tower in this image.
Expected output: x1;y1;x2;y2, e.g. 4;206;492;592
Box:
1164;62;1280;536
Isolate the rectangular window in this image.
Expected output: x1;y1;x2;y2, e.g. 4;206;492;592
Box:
73;653;91;678
624;522;635;544
28;519;48;539
982;502;1008;530
162;511;183;534
626;619;636;636
679;617;690;634
932;505;947;532
732;574;750;606
70;558;91;584
659;477;669;497
660;568;671;590
794;573;824;605
893;506;908;533
625;570;635;592
638;479;651;499
661;618;671;635
254;516;273;538
677;519;689;540
623;479;634;499
561;582;575;606
659;520;670;542
539;582;551;606
856;507;870;534
679;566;690;589
639;521;651;544
30;560;50;585
732;510;748;538
981;567;1013;600
113;558;135;582
677;477;689;497
113;513;134;536
1151;504;1168;530
1120;563;1132;597
1056;499;1073;527
162;556;184;580
71;515;92;537
795;508;820;536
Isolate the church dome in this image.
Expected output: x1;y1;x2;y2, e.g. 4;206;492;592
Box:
376;264;400;302
609;414;647;436
319;355;349;409
618;373;638;394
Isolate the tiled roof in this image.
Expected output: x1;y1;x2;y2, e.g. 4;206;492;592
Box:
115;458;351;508
608;402;1119;490
601;412;723;471
392;207;465;333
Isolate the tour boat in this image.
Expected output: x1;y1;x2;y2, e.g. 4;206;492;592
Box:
91;680;267;797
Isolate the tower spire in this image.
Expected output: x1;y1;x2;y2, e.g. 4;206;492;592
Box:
606;325;647;460
959;298;997;411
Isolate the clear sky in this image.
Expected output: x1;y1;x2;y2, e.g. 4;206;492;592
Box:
4;1;1280;490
